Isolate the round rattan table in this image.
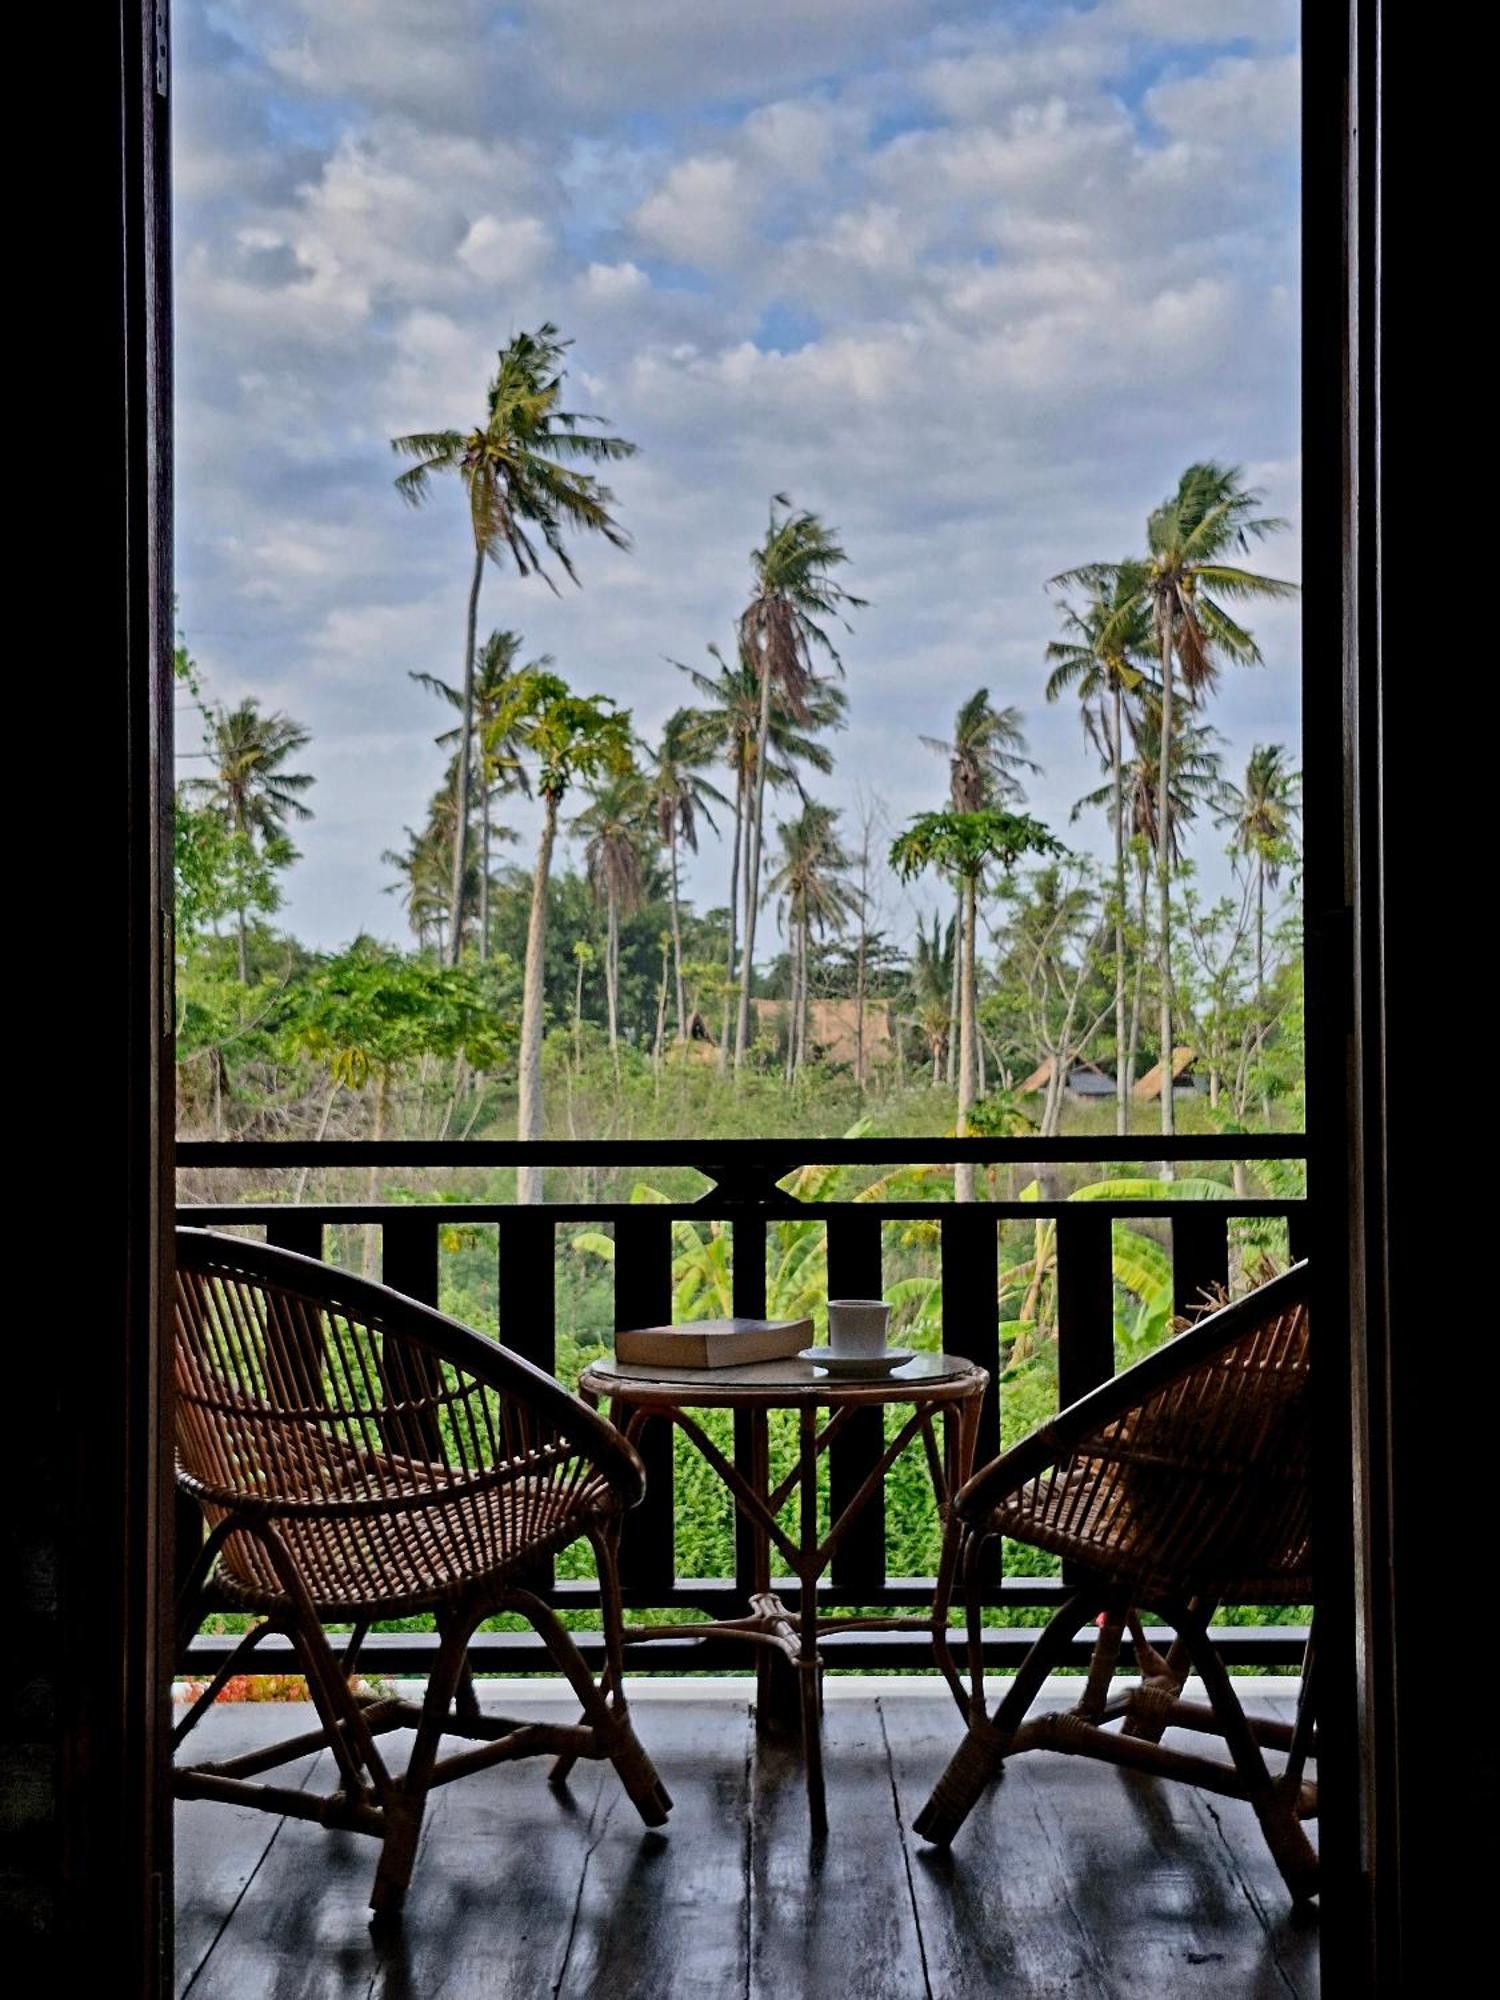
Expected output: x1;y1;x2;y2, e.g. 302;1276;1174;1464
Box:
577;1351;987;1831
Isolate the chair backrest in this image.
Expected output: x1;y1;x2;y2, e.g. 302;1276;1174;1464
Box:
971;1262;1312;1597
174;1228;620;1520
1087;1277;1310;1592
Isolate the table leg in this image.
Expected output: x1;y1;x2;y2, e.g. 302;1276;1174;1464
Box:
798;1402;827;1834
739;1409;787;1735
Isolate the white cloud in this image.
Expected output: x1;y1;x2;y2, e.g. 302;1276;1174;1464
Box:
1144;53;1300;152
456;213;552;285
578;260;651;302
1111;0;1295;45
631;154;757;269
174;0;1303;950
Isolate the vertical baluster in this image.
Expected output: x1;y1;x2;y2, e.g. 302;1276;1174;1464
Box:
500;1212;558;1592
266;1215;323;1261
1054;1206;1115;1588
1287;1203;1310;1265
382;1211;439;1305
940;1211;1000;1580
498;1214;557;1374
1055;1208;1115;1412
380;1212;445;1456
265;1215;326;1405
826;1211;884;1596
731;1214;768;1600
616;1209;675;1598
1172;1208;1231;1320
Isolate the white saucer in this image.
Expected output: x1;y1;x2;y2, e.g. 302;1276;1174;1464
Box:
798;1346;915;1378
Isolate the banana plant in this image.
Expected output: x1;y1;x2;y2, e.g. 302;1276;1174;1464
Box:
571;1181;831;1331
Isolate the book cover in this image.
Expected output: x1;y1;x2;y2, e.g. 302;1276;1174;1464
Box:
614;1316;813;1369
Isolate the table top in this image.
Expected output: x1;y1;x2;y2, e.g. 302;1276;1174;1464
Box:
578;1351;986;1408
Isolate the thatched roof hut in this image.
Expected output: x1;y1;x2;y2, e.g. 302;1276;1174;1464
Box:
751;997;893;1067
1133;1047;1197;1101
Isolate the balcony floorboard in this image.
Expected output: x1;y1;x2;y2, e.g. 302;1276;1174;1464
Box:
176;1688;1318;1999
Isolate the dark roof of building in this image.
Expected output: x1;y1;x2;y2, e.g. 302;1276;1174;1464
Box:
1067;1068;1117;1095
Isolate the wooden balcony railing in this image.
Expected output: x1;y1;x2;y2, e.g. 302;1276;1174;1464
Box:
176;1136;1309;1677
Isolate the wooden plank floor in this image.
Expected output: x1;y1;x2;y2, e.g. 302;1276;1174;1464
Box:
175;1688;1318;1999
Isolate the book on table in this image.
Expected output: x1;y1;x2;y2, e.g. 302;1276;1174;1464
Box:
613;1317;813;1369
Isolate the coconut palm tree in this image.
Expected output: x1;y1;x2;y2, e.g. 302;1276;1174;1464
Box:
676;643;842;1063
908;912;956;1083
1046;565;1154;1130
891;810;1060;1199
921;689;1037;814
382;801;463;956
764;802;863;1083
573;769;649;1063
495;669;634;1201
191;699;314;981
921;690;1038;1086
1080;699;1223;1092
646;708;726;1040
412;629;541;958
392;325;636;963
1055;463;1296;1135
1217;744;1301;1088
734;499;863;1074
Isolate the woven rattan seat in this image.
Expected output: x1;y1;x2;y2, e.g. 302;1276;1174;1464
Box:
916;1262;1318;1903
203;1475;608;1615
172;1228;671;1921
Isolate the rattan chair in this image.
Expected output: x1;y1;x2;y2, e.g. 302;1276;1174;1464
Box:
916;1261;1317;1903
172;1228;671;1919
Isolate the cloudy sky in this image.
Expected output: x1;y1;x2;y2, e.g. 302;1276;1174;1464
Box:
174;0;1301;954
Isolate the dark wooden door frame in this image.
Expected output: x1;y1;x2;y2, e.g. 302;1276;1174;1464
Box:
48;1;1419;1991
1304;4;1447;1987
22;0;177;1987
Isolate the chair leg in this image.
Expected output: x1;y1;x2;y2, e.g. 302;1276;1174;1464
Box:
525;1589;671;1826
1074;1608;1126;1723
592;1522;673;1823
369;1612;473;1920
1174;1604;1319;1905
242;1521;393;1801
1121;1598;1210;1742
929;1511;969;1721
914;1587;1095;1847
510;1530;671;1827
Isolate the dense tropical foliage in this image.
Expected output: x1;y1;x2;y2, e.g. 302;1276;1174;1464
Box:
177;331;1304;1626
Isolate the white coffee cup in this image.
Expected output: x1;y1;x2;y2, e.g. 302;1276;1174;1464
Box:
827;1298;891;1358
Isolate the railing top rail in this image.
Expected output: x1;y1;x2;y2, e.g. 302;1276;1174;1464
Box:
178;1197;1304;1225
176;1134;1309;1168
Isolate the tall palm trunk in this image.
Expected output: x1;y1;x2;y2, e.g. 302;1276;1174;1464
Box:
801;914;812;1079
668;824;687;1039
1127;853;1149;1089
735;665;775;1074
1256;858;1271;1122
233;800;249;984
946;888;961;1087
854;830;869;1092
653;935;670;1080
447;546;485;964
720;775;743;1068
955;872;978;1203
784;914;799;1087
516;793;557;1205
605;888;620;1068
362;1066;390;1276
479;761;491;960
1155;615;1176;1144
1112;680;1130;1134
